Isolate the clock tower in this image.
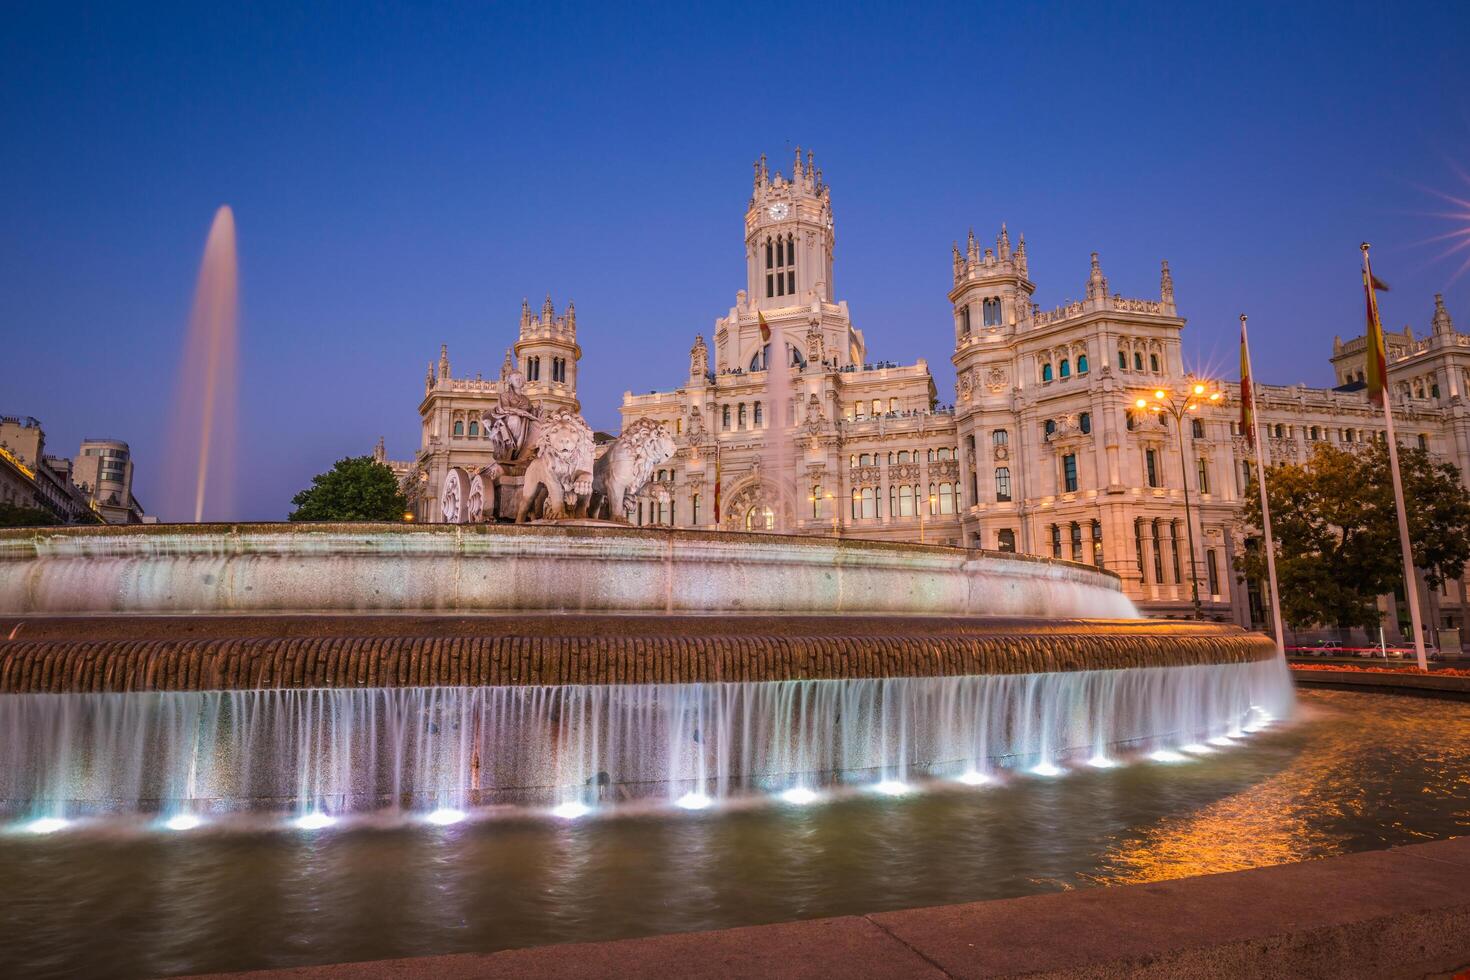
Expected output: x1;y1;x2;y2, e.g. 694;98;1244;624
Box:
745;148;835;312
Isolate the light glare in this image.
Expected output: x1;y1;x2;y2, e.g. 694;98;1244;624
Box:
164;814;203;831
873;780;911;796
25;817;68;835
1029;761;1064;777
294;812;335;831
780;787;819;805
551;801;591;820
955;770;990;786
424;808;466;826
675;792;712;810
1149;749;1189;763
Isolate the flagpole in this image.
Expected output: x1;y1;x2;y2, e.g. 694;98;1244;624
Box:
1241;315;1285;656
1362;243;1427;671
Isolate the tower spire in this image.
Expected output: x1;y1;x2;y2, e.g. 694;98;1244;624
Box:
1160;259;1175;312
1086;252;1108;301
1432;293;1454;335
998;222;1011;261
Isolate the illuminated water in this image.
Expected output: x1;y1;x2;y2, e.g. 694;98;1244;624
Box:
164;205;237;522
1;690;1465;978
1;659;1290;819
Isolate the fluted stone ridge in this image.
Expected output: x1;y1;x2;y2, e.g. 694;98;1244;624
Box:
0;615;1276;693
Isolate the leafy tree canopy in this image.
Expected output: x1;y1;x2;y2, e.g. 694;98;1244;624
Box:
288;456;409;523
1239;441;1470;630
0;503;58;527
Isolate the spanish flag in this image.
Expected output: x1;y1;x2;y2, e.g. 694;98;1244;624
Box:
1361;256;1390;407
1239;318;1255;448
758;311;771;344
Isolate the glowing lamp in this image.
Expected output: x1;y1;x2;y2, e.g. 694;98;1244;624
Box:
1154;390;1166;400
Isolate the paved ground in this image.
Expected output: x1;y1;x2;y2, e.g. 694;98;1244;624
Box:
185;837;1470;979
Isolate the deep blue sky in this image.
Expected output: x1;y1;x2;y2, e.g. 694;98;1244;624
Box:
4;2;1469;520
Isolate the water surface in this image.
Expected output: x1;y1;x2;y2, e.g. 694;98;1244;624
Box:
2;689;1466;979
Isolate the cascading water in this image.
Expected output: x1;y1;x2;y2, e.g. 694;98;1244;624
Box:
0;659;1293;822
163;205;238;523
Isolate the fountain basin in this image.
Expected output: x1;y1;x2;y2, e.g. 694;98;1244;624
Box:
0;522;1136;618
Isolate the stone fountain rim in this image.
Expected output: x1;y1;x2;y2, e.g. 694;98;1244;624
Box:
0;520;1123;582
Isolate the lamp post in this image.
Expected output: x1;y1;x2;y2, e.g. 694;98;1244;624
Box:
809;490;838;537
1134;378;1224;620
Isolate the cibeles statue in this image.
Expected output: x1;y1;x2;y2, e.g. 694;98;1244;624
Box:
483;370;539;463
587;419;676;523
516;408;595;522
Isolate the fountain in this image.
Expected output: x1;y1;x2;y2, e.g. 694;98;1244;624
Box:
163;205;238;523
0;387;1292;824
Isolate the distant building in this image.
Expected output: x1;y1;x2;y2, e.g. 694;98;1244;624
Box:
73;438;149;524
0;416;151;525
388;152;1470;642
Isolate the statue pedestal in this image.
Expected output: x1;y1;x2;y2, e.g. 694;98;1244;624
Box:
493;464;527;522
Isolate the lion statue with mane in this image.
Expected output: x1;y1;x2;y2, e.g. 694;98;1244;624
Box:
515;408;595;522
587;418;676;523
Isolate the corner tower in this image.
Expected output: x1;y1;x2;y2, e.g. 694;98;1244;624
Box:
514;294;581;412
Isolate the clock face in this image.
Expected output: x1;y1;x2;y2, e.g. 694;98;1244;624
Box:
767;202;790;221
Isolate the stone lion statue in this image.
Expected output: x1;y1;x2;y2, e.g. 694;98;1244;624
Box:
515;408;594;522
587;419;676;523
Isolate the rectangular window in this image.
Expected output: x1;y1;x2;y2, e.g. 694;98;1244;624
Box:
1070;523;1083;562
1092;522;1103;567
1206;549;1220;596
1051;524;1062;558
693;494;700;525
1134;521;1145;576
995;467;1011;502
1170;523;1182;583
1196;458;1210;494
1063;454;1078;492
1152;525;1164;583
1145;449;1160;488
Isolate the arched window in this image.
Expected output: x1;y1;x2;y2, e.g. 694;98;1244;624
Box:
851;488;862;519
1134;352;1144;371
960;306;971;336
1118;350;1128;370
861;487;877;519
992;429;1008;447
738;403;747;428
1077;354;1089;374
754;401;763;426
1309;426;1319;440
982;297;1003;327
997;528;1016;552
453;420;464;436
995;467;1012;502
468;420;479;437
1150;353;1160;372
1044;419;1057;437
1192;418;1204;439
1080;412;1092;435
1059;359;1071;379
1432;383;1441;399
1042;363;1054;383
872;398;882;417
722;405;731;429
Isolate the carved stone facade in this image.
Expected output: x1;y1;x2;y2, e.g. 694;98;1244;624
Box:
387;154;1470;638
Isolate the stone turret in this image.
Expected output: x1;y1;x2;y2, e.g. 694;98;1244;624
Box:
745;146;835;309
438;344;450;381
1432;293;1454;336
1085;252;1109;302
514;295;581;408
1161;260;1176;315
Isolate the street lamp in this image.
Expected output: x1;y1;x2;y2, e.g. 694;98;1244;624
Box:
809;490;838;537
919;491;937;544
1134;377;1225;620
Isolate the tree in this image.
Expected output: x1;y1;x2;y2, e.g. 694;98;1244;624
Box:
1239;442;1470;631
0;503;57;527
288;456;409;523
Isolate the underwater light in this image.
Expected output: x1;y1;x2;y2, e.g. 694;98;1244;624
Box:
1148;749;1189;763
955;770;991;786
294;812;336;831
1086;754;1118;769
1180;744;1214;755
24;817;69;835
163;814;203;831
675;792;712;810
424;808;466;826
873;780;911;796
1029;761;1064;777
779;787;819;805
1209;735;1237;746
551;801;591;820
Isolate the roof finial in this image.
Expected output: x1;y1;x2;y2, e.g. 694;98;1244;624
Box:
998;223;1011;260
1432;292;1453;335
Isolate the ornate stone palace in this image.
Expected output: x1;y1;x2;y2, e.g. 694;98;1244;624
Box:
385;150;1470;635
